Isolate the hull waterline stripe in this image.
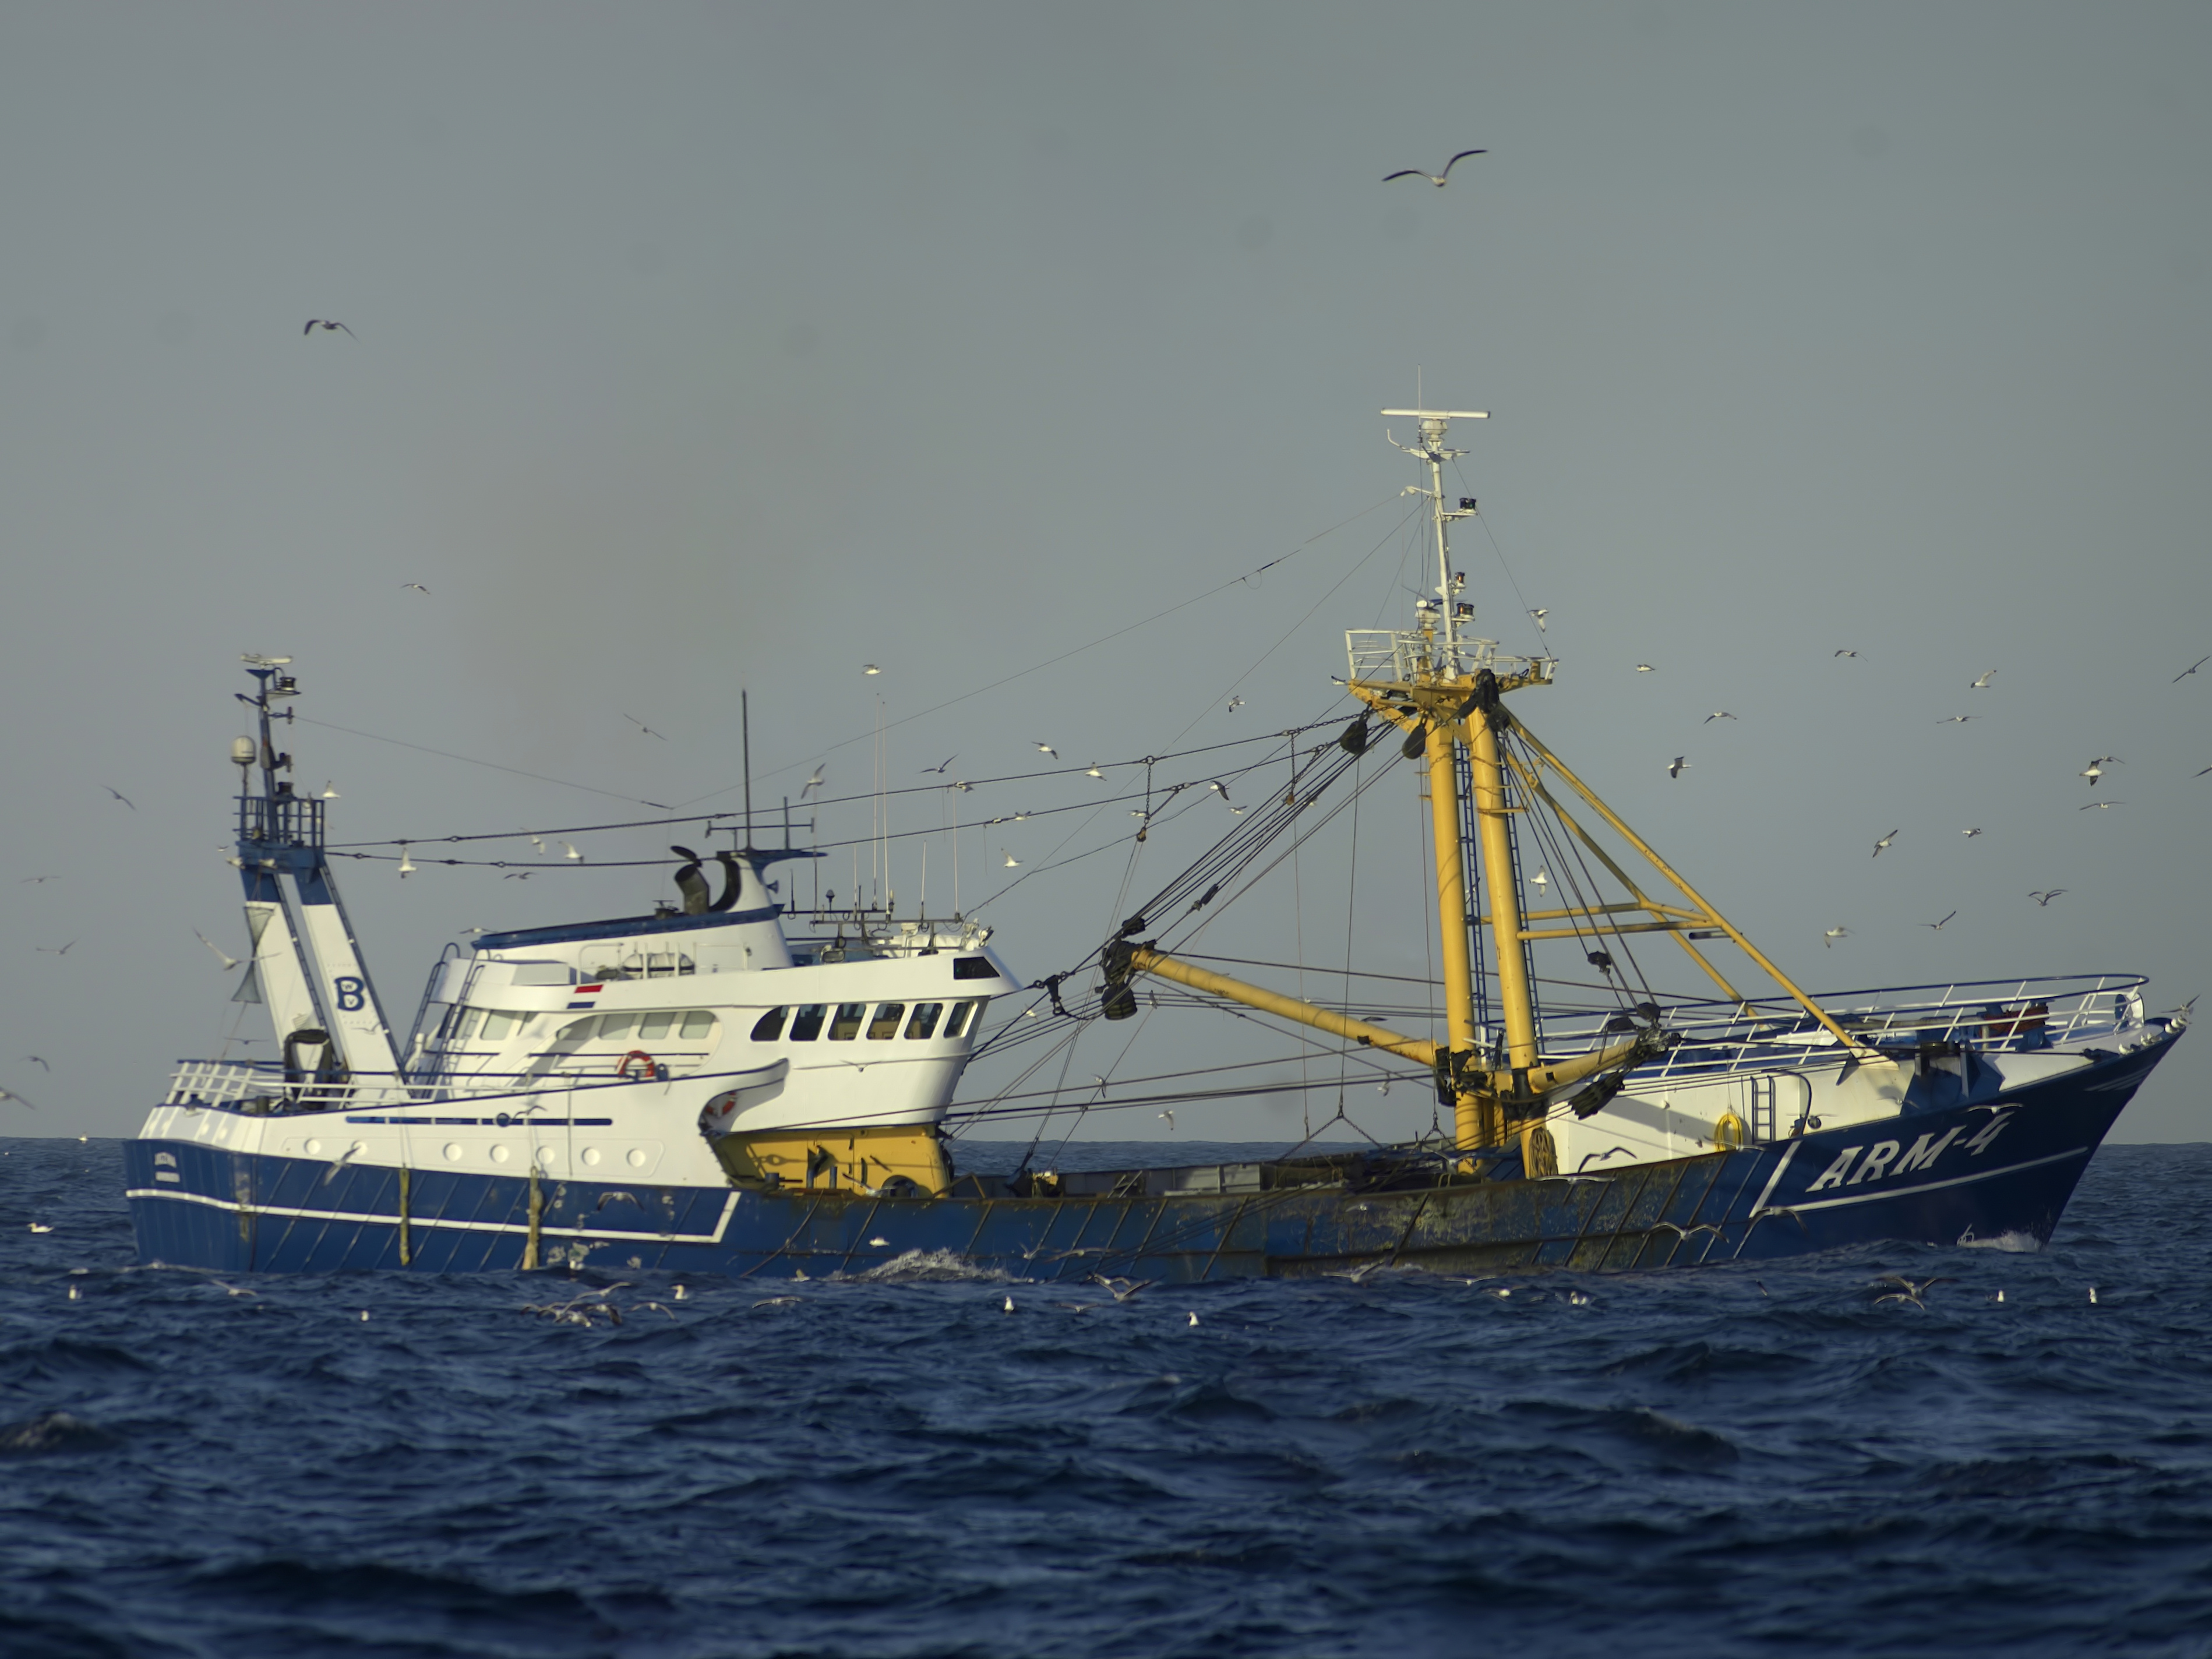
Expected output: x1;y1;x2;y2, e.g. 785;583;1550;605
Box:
125;1185;739;1247
1780;1146;2089;1214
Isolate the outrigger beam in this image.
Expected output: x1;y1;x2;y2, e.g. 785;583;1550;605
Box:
1102;942;1660;1113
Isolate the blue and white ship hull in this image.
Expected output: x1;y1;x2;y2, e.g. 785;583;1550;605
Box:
125;1026;2178;1281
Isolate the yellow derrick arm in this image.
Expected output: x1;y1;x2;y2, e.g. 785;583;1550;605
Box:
1501;757;1752;1005
1117;944;1656;1102
1507;718;1866;1053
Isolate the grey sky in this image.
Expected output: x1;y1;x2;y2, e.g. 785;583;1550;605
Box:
3;5;2207;1142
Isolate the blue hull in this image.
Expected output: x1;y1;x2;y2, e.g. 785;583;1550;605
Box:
125;1037;2174;1281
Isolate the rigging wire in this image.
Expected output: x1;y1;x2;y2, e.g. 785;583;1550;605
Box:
678;492;1407;807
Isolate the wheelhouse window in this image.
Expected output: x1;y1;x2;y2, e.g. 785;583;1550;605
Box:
867;1003;906;1040
828;1003;868;1041
789;1004;827;1041
904;1002;944;1039
751;1007;789;1041
941;998;985;1039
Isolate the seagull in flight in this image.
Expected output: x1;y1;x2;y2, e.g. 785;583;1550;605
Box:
2079;799;2124;811
1634;663;1654;673
800;765;827;797
19;876;55;884
1158;1109;1176;1131
401;582;428;594
1961;827;1983;838
862;663;882;676
1938;715;1980;724
1226;696;1245;713
1872;1274;1955;1309
622;714;668;741
193;930;242;970
22;1056;48;1071
2080;758;2116;786
1085;764;1105;779
1034;742;1058;759
1703;711;1736;723
1872;830;1898;857
1001;851;1021;869
919;756;957;775
1529;608;1548;632
561;841;583;860
2175;655;2210;683
103;786;136;810
1208;779;1232;803
36;941;76;956
1383;149;1485;186
1666;756;1689;779
2030;889;2066;906
1824;927;1850;948
1834;648;1858;658
303;319;356;338
0;1086;37;1111
1920;911;1958;931
1969;670;1996;689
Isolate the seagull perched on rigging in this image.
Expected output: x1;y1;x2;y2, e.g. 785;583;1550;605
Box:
1666;756;1688;779
1872;830;1898;857
1383;149;1485;186
2030;889;2067;906
2175;655;2210;683
1823;927;1850;948
1703;711;1736;723
303;319;355;338
1920;911;1958;931
1969;670;1996;690
1034;742;1057;759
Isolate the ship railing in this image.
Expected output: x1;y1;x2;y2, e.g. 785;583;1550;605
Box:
1345;629;1555;687
162;1061;571;1114
1543;973;2156;1081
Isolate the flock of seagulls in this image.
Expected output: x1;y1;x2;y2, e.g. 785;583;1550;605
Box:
1633;645;2210;945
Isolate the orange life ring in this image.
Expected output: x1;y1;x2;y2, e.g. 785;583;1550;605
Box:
618;1049;658;1079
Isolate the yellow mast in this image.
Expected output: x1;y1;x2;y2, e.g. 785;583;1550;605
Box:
1098;402;1861;1166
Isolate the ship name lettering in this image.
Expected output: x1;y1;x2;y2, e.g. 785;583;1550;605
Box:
1846;1141;1902;1185
1805;1146;1864;1192
1893;1125;1963;1176
1962;1109;2017;1156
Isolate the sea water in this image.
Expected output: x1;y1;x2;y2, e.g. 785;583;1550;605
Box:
2;1138;2208;1658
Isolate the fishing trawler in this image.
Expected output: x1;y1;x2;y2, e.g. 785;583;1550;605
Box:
125;408;2185;1279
